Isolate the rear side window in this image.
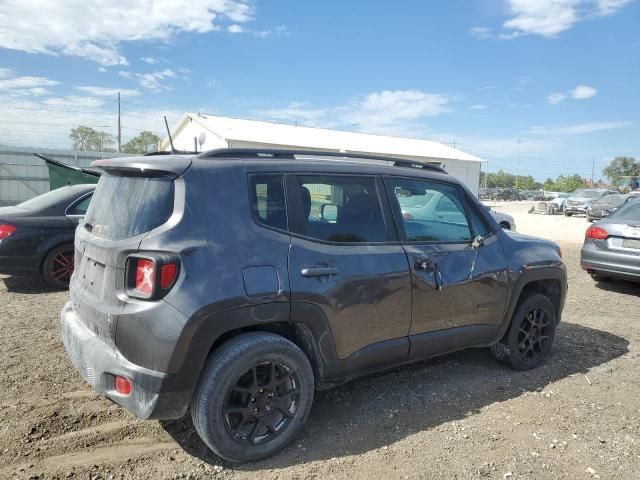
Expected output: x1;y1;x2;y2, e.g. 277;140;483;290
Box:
289;175;389;243
388;177;472;242
249;174;287;231
84;173;174;240
610;201;640;221
67;194;92;215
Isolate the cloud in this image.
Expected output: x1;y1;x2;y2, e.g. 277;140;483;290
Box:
75;86;141;97
597;0;635;15
569;84;597;99
502;0;581;38
469;104;487;110
140;56;158;64
98;67;107;73
118;68;176;91
528;121;630;135
228;24;244;33
469;27;493;39
0;94;184;149
253;24;289;38
547;92;567;104
547;84;597;104
0;70;58;96
0;0;254;66
481;0;635;39
254;89;450;135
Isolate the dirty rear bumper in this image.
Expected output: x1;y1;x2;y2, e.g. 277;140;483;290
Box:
60;301;191;419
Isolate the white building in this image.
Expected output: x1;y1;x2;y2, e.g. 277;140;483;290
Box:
162;114;485;194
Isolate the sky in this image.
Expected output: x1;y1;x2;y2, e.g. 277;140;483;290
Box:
0;0;638;181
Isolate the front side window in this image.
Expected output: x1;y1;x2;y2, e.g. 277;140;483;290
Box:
290;175;389;243
249;174;287;231
389;178;472;242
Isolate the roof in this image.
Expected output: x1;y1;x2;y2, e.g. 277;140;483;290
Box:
166;113;484;164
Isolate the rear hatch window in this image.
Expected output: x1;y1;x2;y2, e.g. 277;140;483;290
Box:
84;172;174;240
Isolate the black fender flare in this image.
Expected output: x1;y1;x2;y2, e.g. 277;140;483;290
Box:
495;265;567;342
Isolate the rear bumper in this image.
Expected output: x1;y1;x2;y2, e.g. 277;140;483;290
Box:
580;244;640;281
60;301;191;419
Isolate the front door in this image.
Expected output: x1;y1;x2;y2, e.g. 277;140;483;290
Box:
286;173;412;362
385;176;509;357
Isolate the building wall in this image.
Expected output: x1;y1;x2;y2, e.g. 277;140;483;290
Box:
168;118;227;152
0;146;123;206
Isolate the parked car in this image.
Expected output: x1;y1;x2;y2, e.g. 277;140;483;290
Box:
564;189;616;217
548;193;569;213
61;149;567;462
0;184;94;288
581;199;640;282
483;204;516;230
586;193;640;222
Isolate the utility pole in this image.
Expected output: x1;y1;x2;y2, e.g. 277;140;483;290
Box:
117;92;121;153
591;158;595;185
515;139;521;190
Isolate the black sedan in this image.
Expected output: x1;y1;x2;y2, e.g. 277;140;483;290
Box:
0;184;94;288
586;193;640;222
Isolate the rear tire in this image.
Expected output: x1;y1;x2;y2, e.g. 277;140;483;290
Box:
564;211;572;217
191;332;315;463
491;293;557;371
42;244;74;289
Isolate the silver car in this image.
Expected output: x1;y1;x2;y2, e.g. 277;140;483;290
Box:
580;199;640;282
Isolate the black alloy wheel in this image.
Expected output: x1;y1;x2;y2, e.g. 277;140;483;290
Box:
490;293;557;371
191;332;314;462
223;361;300;445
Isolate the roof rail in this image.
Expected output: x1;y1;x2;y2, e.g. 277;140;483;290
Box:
195;148;447;173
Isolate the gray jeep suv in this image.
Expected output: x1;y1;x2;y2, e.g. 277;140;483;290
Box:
61;149;567;462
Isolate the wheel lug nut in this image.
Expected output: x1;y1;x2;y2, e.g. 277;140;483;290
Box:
251;397;255;402
259;389;264;393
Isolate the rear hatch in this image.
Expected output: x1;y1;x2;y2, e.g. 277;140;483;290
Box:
590;201;640;268
70;155;191;345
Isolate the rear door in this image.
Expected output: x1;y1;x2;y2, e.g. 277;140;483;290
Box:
286;173;412;362
385;176;509;357
72;172;177;345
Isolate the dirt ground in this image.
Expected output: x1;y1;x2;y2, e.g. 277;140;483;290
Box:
1;202;639;480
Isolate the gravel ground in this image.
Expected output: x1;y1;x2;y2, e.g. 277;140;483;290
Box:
1;203;639;479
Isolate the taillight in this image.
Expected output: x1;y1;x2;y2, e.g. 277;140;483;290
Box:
126;254;179;299
160;263;177;289
0;224;16;240
586;225;609;240
135;258;155;295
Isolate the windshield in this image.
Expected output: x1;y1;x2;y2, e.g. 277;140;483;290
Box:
573;190;601;199
17;187;76;210
609;201;640;222
84;173;174;240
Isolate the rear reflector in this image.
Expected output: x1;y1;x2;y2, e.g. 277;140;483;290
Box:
114;376;132;395
0;224;16;240
586;225;609;240
160;263;177;289
135;258;155;295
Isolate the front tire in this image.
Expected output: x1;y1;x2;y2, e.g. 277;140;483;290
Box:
564;211;573;217
491;293;557;371
42;244;74;289
191;332;315;463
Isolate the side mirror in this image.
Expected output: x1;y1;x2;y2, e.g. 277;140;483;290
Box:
472;235;484;249
321;204;338;222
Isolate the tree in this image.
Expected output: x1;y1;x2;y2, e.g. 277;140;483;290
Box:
122;131;161;154
602;156;639;187
69;126;114;152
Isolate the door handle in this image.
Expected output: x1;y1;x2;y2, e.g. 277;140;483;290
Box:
301;267;339;277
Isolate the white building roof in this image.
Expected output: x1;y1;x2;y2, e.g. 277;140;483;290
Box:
166;113;484;163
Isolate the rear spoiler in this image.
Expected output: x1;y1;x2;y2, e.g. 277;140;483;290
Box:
90;155;194;177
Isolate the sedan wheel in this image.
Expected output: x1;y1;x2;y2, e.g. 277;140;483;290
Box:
42;245;74;289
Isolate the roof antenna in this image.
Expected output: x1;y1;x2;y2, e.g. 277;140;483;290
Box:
164;116;176;153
